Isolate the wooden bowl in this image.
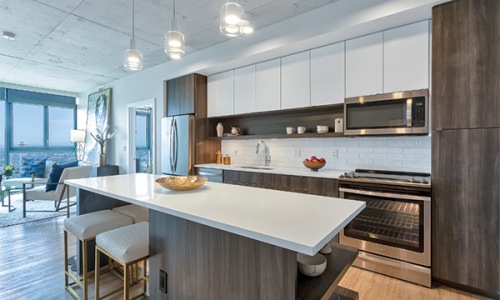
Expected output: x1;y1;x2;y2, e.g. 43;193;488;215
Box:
303;161;326;171
156;176;207;191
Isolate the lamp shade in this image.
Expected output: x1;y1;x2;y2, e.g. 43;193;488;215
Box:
124;38;143;71
70;129;86;143
165;18;185;59
220;2;244;37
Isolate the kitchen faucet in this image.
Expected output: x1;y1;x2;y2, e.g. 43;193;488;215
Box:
256;141;271;166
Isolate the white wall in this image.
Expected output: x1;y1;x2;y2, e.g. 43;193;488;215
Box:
77;0;445;174
222;136;431;173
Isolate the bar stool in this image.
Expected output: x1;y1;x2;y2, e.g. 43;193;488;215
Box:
112;204;149;223
64;210;134;300
95;221;149;300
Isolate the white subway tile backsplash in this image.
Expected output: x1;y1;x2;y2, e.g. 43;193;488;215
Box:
387;139;405;147
348;147;373;153
221;136;431;173
374;147;403;153
364;153;388;160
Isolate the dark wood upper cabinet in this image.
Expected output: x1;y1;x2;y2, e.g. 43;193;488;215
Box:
166;73;206;117
431;0;500;130
165;73;221;164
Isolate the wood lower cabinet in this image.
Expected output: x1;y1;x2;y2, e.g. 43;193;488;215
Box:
223;170;338;197
431;128;499;296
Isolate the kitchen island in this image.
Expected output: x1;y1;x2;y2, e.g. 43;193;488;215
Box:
66;173;365;299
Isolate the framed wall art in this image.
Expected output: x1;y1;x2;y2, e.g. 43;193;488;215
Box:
83;88;111;164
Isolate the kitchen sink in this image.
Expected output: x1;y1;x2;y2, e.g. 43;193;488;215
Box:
239;166;274;170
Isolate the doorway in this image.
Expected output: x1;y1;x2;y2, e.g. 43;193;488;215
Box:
127;99;156;174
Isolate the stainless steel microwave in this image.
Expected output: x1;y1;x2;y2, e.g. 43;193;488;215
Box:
344;89;429;136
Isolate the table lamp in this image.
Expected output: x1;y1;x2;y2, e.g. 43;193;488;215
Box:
71;129;86;161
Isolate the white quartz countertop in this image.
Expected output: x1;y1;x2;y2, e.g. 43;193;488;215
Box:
195;163;347;179
66;174;364;255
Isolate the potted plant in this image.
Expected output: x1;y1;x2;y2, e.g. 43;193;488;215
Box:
4;165;15;176
90;125;116;166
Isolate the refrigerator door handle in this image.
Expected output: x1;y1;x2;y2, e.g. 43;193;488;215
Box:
169;118;175;172
173;118;178;173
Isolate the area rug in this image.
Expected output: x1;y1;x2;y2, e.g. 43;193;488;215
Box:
0;192;77;228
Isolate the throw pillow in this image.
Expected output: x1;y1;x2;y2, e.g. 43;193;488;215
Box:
45;161;79;192
21;157;47;178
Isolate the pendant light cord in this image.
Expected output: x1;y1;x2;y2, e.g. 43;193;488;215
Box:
132;0;135;38
173;0;176;19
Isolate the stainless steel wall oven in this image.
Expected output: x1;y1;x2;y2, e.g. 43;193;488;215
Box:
339;169;431;287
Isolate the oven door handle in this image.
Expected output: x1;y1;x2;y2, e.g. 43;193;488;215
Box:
339;187;431;202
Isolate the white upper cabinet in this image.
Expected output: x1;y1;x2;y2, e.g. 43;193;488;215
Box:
346;32;383;98
311;42;345;106
234;65;256;115
383;21;429;93
207;70;234;117
256;59;281;112
281;51;311;109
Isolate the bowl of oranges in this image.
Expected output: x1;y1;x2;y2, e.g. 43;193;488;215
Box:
303;156;326;171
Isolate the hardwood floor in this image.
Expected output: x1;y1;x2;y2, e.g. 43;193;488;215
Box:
0;216;146;300
0;216;492;300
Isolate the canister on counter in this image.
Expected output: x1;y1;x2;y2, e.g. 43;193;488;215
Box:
223;155;231;165
216;151;223;164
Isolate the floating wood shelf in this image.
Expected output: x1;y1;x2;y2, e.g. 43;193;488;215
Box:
208;104;344;139
296;244;359;300
208;132;344;140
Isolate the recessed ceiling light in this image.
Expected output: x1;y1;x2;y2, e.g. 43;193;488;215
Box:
2;31;16;41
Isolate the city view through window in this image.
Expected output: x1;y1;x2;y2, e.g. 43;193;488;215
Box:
0;90;76;177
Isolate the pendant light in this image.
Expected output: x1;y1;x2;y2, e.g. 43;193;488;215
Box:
124;0;143;71
165;0;185;59
220;1;253;37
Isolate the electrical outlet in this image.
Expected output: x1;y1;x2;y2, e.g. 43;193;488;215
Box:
159;269;168;294
332;149;338;159
294;149;301;157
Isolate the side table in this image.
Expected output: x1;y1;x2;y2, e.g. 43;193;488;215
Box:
1;185;18;212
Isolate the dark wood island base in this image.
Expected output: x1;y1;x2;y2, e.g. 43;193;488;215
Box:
149;210;358;300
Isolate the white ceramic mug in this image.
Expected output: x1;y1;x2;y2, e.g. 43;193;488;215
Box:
317;125;329;133
231;127;240;135
286;127;295;134
297;126;306;134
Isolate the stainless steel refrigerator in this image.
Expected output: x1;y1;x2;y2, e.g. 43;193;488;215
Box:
161;115;195;175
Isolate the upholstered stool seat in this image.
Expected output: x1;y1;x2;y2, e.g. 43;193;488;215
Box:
95;221;149;300
63;210;133;300
112;204;149;223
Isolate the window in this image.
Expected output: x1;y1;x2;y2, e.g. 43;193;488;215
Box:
0;98;5;170
12;103;44;147
135;108;152;173
2;88;76;175
49;106;73;147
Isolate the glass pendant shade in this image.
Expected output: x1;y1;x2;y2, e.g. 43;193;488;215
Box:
124;38;143;70
220;2;253;37
220;2;244;37
124;0;143;71
239;19;253;34
165;18;185;59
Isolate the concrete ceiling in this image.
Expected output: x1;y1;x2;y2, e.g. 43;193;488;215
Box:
0;0;339;94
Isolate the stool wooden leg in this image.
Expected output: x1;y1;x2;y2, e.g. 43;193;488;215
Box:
64;231;69;287
143;259;147;295
124;263;129;300
83;240;88;300
95;247;101;300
